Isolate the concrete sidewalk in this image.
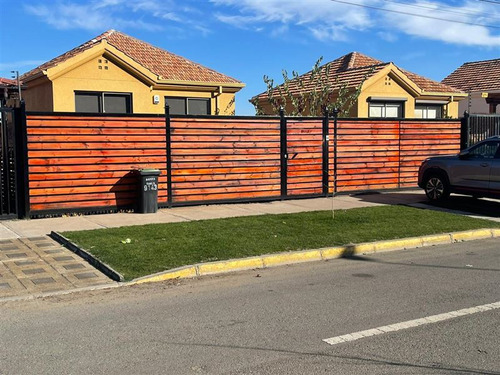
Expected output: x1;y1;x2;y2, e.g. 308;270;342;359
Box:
0;236;115;299
0;190;426;240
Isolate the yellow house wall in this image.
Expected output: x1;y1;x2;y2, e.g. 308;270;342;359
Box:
216;92;237;115
50;55;236;114
444;101;460;118
357;74;416;118
23;77;54;112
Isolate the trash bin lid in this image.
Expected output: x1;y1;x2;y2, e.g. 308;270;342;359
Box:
137;168;161;175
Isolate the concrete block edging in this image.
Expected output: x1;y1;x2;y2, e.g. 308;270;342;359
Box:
130;228;500;285
50;231;124;282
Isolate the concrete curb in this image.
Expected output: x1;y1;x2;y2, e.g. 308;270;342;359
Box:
50;231;125;282
0;283;121;304
129;228;500;285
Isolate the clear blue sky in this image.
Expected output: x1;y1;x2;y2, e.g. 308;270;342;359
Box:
1;0;499;115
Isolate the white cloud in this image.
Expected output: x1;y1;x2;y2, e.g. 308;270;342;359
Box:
24;0;204;34
212;0;372;40
211;0;500;47
309;25;349;42
383;1;500;47
23;0;500;47
377;31;397;43
24;1;162;31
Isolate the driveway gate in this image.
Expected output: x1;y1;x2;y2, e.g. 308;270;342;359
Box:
0;104;29;219
0;107;19;218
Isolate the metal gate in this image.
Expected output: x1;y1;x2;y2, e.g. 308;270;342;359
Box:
0;107;19;218
462;113;500;148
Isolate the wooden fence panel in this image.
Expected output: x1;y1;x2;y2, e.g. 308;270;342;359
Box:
331;120;400;192
26;115;167;213
170;118;281;203
400;121;461;187
286;119;323;196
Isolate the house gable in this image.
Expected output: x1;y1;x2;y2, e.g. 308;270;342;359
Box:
357;65;421;118
45;42;157;87
20;31;244;114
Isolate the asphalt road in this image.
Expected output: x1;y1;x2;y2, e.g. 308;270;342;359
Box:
1;238;499;375
423;196;500;220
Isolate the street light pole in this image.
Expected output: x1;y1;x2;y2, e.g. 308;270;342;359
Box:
11;70;21;101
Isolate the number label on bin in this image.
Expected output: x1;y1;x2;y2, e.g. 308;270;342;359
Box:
143;177;158;192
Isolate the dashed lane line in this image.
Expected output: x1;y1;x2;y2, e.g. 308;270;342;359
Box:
323;301;500;346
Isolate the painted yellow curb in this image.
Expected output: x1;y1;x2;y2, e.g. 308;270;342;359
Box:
352;242;376;253
373;237;423;252
133;266;197;285
320;246;346;260
262;250;322;267
420;234;452;247
129;228;499;285
451;229;493;242
198;257;264;276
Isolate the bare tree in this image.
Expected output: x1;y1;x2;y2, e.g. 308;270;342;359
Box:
254;57;371;117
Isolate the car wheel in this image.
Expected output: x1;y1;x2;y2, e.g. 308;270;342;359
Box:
424;174;450;201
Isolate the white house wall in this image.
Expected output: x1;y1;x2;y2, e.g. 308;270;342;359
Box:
459;90;500;115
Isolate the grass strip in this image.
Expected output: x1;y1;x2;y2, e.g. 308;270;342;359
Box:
62;205;500;281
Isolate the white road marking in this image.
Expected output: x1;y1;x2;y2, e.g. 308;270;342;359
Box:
323;301;500;346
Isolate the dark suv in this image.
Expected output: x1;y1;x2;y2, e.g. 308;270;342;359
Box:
418;136;500;201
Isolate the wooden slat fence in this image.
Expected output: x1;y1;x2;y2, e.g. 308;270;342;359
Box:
286;119;324;196
170;118;281;203
27;115;167;213
400;121;461;188
25;113;461;216
333;120;400;193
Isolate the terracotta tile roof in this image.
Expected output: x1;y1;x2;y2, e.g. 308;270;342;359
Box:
400;69;463;93
21;30;241;84
0;77;17;86
252;52;386;101
442;58;500;92
252;52;462;101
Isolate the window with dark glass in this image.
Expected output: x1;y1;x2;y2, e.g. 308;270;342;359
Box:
368;101;403;118
468;141;500;159
415;104;442;119
75;92;132;113
75;93;101;113
165;97;210;115
165;97;186;115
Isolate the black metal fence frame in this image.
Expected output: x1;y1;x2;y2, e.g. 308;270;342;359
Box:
19;108;464;218
461;112;500;149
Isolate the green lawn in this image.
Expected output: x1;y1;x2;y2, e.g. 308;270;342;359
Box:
62;205;500;281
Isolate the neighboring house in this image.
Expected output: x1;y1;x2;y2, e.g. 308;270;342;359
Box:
442;58;500;115
251;52;466;119
0;77;23;107
20;30;245;115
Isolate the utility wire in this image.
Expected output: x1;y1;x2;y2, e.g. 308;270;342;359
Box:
330;0;500;29
381;0;500;20
478;0;500;5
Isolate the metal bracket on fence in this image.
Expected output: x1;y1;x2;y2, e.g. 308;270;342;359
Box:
165;105;173;207
280;107;287;198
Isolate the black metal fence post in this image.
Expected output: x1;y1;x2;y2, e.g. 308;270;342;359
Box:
461;110;470;149
332;108;339;196
279;107;288;199
15;101;30;219
322;109;329;196
398;120;402;189
165;105;173;207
